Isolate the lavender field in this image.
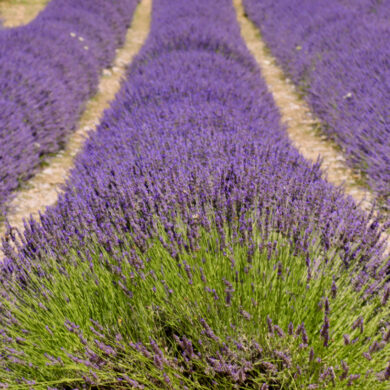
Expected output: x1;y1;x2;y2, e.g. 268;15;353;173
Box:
0;0;389;388
243;0;390;210
0;0;138;215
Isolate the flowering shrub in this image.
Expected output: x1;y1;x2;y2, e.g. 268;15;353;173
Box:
243;0;390;210
0;0;138;216
1;0;389;387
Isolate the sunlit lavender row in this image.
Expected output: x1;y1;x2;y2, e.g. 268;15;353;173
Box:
0;0;389;388
0;0;138;216
243;0;390;210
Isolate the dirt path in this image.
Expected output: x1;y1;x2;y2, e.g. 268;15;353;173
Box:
0;0;48;27
234;0;374;212
0;0;151;241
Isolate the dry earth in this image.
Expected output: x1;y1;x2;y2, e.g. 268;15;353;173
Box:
0;0;47;27
0;0;151;243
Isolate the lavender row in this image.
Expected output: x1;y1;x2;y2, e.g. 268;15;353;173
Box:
243;0;390;209
1;0;389;387
4;0;383;271
0;0;139;216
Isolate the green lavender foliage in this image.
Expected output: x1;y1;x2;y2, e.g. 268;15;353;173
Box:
1;216;389;389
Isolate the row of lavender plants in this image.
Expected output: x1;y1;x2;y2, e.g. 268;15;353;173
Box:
0;0;139;216
243;0;390;210
1;0;389;387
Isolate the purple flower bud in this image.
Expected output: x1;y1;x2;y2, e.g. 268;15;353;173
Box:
384;361;390;380
382;285;390;306
309;347;315;362
288;322;294;335
240;308;251;321
331;279;337;299
199;267;206;283
90;326;105;339
277;261;283;278
261;361;277;373
274;350;292;368
339;360;349;380
324;297;330;315
347;374;360;386
320;315;330;347
225;289;233;306
266;316;273;334
200;318;219;341
122;374;144;389
352;316;364;333
45;326;53;336
163;372;171;384
237;368;246;383
369;341;382;354
153;354;164;370
384;327;390;343
329;366;336;384
79;334;88;346
274;325;285;338
94;340;116;356
363;352;372;361
297;323;309;344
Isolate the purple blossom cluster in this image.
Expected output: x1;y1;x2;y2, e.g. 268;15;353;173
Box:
0;0;138;215
3;0;385;275
1;0;389;387
242;0;390;209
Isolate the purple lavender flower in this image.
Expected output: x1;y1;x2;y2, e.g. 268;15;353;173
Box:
382;285;390;306
340;360;349;380
243;0;390;208
266;316;274;335
0;0;138;214
352;316;364;334
384;362;390;380
320;315;330;347
200;318;219;342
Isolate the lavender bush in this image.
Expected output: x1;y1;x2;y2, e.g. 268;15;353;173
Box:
243;0;390;210
0;0;389;387
0;0;139;217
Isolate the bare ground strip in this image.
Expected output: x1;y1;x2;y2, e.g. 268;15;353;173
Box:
0;0;48;27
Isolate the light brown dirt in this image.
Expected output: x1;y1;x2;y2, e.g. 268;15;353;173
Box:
234;0;390;255
0;0;151;242
0;0;48;27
